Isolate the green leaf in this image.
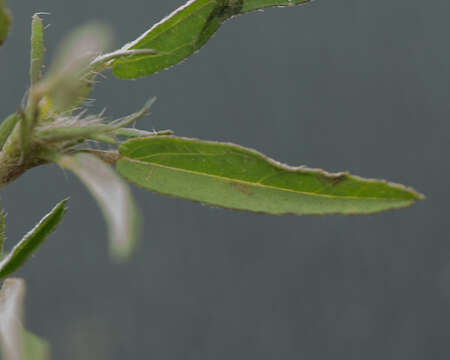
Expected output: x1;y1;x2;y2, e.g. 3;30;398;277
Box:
30;14;45;86
58;154;139;261
0;113;19;152
0;200;68;279
116;136;424;215
112;0;311;79
0;0;11;47
0;279;50;360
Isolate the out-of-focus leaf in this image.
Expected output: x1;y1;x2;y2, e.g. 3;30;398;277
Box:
0;200;68;279
0;278;24;360
117;136;424;215
44;23;112;112
0;279;50;360
20;329;50;360
112;0;311;79
0;113;19;152
0;0;11;47
0;210;5;259
58;154;139;261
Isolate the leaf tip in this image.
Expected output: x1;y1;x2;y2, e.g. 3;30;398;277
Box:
55;197;70;215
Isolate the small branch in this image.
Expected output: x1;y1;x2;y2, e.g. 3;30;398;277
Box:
78;149;121;165
90;48;158;71
0;157;48;190
114;128;173;138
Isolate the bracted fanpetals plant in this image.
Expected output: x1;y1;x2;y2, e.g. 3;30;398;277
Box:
0;1;423;358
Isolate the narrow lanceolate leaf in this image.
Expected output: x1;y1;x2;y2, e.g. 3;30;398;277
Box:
0;279;50;360
58;154;139;261
112;0;311;79
0;0;11;47
30;14;45;86
0;200;68;279
117;137;424;215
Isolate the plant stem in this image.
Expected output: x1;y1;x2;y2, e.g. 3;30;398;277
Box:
0;123;47;189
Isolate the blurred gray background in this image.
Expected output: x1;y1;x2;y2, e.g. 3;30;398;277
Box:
0;0;448;359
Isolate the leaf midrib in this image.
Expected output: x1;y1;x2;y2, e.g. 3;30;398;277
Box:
121;157;411;202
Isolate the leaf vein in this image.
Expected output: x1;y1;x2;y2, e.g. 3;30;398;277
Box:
123;157;409;202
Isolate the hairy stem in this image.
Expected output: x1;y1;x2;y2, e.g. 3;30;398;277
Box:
0;124;47;189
